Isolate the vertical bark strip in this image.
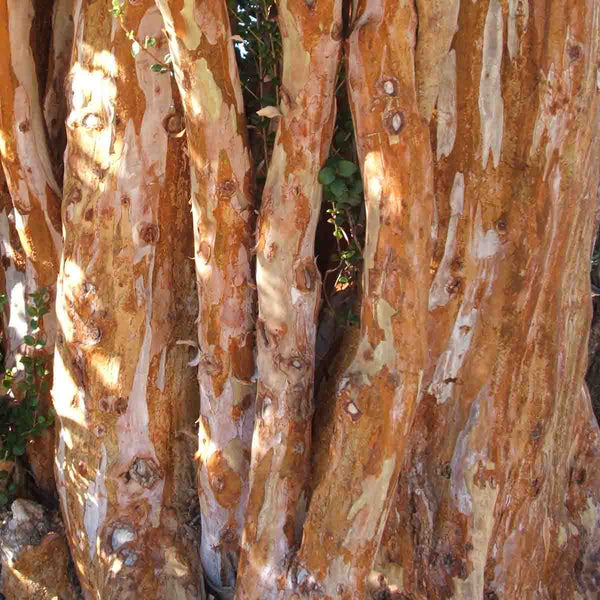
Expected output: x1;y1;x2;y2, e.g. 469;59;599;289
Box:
235;1;342;597
376;1;600;598
0;0;64;496
152;0;256;591
294;1;433;597
54;2;204;598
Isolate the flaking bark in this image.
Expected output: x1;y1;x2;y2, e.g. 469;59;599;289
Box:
234;0;342;597
153;0;257;592
294;0;433;597
375;1;600;598
53;1;204;597
0;0;63;497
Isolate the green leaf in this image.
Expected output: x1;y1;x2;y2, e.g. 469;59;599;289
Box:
35;338;46;348
23;335;35;346
164;53;172;64
144;36;156;48
0;493;8;506
0;295;8;305
337;160;358;178
131;41;141;57
30;319;38;329
7;483;16;494
12;442;26;456
329;179;348;198
26;306;37;317
150;63;164;72
334;130;347;146
318;167;336;186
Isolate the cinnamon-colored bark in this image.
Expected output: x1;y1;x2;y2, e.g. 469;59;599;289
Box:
234;1;342;597
153;0;256;591
0;0;63;497
374;1;600;598
53;1;204;597
295;1;433;597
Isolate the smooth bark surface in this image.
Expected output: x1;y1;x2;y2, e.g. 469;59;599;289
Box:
235;1;341;597
374;1;600;598
53;2;203;597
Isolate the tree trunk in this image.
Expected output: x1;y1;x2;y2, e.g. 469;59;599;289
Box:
234;1;341;597
53;1;204;597
294;1;433;596
372;1;600;598
152;0;257;592
0;0;63;497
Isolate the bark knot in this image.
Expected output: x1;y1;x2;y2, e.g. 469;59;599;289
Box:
127;457;162;489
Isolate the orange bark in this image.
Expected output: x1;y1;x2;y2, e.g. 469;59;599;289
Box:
53;1;204;597
235;1;342;597
294;0;434;597
0;0;63;497
374;1;600;598
153;0;256;591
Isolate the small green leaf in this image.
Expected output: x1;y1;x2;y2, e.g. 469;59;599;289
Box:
26;306;37;317
0;493;8;506
144;36;156;48
126;29;135;41
30;319;38;329
337;160;358;178
7;483;16;494
12;443;26;456
23;335;35;346
163;53;172;64
0;295;8;305
329;179;348;198
318;167;336;186
150;63;164;72
35;338;46;348
131;41;141;57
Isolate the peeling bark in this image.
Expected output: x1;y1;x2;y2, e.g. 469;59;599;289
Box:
234;1;342;597
53;2;204;597
294;1;433;598
377;1;600;598
152;0;256;591
0;0;63;497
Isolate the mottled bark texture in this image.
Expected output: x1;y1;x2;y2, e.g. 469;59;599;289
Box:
53;1;204;598
373;1;600;599
294;1;433;597
152;0;256;592
0;0;63;497
234;1;342;597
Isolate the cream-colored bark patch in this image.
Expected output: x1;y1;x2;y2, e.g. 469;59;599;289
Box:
429;172;464;310
344;457;396;548
192;59;223;122
436;50;457;160
479;0;504;169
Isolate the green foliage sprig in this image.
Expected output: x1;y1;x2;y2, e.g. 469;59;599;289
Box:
109;0;172;74
0;289;54;505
